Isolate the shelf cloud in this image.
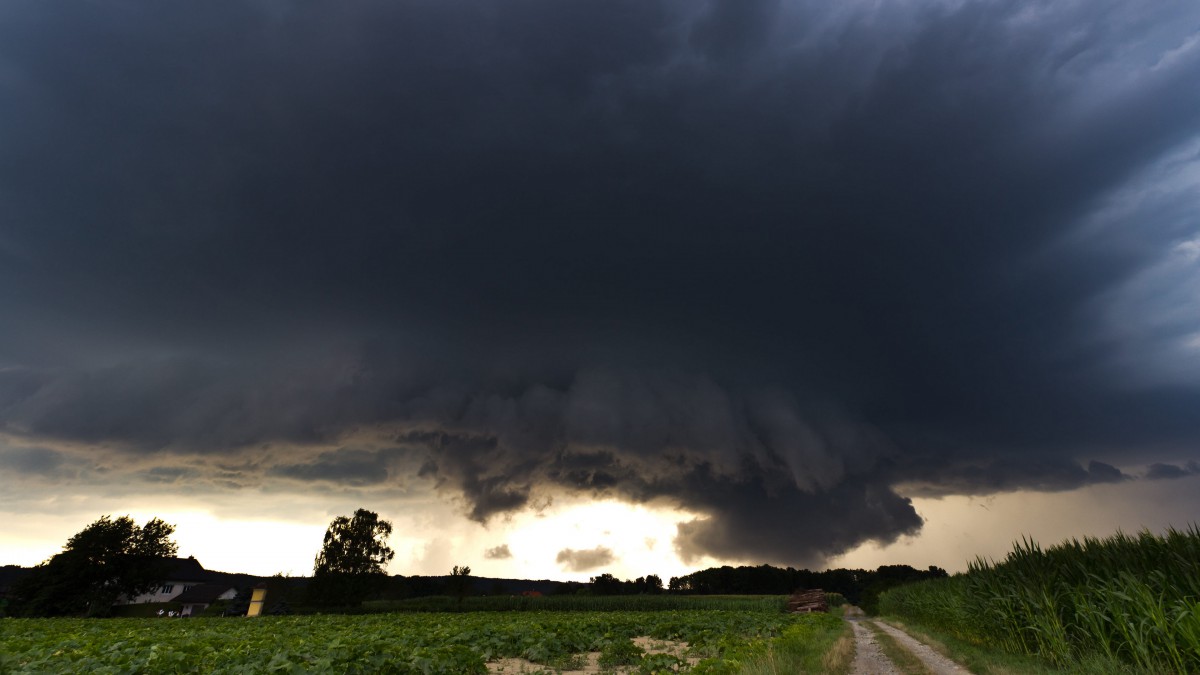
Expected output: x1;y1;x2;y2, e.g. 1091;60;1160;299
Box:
2;0;1199;568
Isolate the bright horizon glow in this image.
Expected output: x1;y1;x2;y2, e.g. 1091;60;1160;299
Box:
0;497;710;581
499;499;704;582
4;474;1198;579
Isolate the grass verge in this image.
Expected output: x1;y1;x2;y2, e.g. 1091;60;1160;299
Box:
879;617;1136;674
733;612;852;675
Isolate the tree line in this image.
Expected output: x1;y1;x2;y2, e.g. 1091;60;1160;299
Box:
666;563;949;612
2;508;947;617
4;509;400;617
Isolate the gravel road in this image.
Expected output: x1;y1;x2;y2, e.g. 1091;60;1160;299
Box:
847;616;902;674
873;620;969;674
844;608;969;675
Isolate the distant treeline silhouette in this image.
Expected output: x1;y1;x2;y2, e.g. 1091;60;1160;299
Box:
667;563;949;610
378;564;948;609
272;563;947;615
1;563;948;616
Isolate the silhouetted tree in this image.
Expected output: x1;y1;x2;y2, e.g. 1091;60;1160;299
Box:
644;574;664;594
10;515;178;617
589;573;623;595
307;508;394;606
448;565;472;604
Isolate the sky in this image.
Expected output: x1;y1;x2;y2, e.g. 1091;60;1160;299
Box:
2;0;1199;581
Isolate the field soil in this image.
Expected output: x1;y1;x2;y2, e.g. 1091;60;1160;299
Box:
487;636;697;674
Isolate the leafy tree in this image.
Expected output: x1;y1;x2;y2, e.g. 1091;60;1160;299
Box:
589;572;623;595
10;515;178;617
448;565;472;604
644;574;664;594
308;508;395;606
314;508;395;575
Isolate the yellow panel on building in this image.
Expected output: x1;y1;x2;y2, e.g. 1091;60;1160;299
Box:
246;585;268;617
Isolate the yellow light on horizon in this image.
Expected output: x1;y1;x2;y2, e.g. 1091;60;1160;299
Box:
499;499;704;582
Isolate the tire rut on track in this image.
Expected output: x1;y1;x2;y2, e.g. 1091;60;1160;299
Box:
844;607;969;675
873;620;969;674
847;616;902;675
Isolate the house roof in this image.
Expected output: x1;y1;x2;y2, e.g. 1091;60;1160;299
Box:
174;583;236;604
163;556;208;582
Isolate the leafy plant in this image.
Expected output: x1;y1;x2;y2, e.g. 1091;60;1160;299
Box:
637;652;687;674
599;637;645;667
0;606;844;673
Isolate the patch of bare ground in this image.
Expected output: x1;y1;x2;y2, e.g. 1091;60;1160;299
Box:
486;636;697;674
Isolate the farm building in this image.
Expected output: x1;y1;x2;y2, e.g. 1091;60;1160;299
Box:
118;556;210;604
175;583;238;616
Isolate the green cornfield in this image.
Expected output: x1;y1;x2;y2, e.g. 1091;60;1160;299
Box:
878;525;1200;672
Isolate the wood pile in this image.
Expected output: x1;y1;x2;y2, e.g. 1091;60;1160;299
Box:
787;589;829;613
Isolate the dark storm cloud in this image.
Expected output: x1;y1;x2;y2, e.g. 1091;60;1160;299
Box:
896;458;1130;498
556;546;616;572
689;0;779;59
390;369;919;566
271;449;398;487
484;545;513;560
674;477;922;565
0;446;66;477
2;0;1200;565
140;466;199;484
1145;461;1200;481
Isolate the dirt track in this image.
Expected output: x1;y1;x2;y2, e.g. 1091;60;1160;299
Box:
844;608;968;675
848;615;902;674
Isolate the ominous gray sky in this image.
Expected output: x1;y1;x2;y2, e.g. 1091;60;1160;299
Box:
2;0;1199;573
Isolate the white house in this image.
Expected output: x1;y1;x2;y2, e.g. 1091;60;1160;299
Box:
175;583;239;616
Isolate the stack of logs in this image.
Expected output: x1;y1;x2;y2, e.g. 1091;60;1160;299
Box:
786;589;829;613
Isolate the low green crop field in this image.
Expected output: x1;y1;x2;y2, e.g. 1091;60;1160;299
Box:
0;608;847;674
